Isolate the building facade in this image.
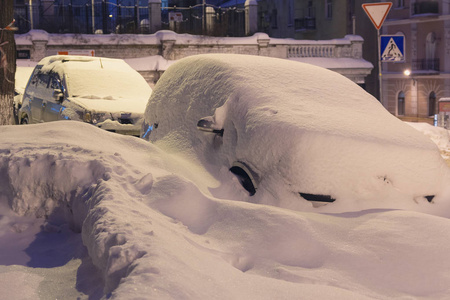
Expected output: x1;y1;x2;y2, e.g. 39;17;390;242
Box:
256;0;296;38
292;0;381;104
289;0;450;124
382;0;450;124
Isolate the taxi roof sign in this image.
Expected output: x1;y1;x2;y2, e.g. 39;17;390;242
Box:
362;2;392;30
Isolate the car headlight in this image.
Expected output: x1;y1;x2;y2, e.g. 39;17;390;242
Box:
83;112;92;123
79;111;106;124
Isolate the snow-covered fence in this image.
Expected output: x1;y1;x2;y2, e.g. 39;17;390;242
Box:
288;45;335;58
286;37;365;60
15;30;370;85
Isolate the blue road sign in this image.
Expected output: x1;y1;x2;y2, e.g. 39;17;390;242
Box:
380;35;405;62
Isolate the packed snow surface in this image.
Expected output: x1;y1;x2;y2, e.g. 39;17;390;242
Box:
0;121;449;299
1;54;450;299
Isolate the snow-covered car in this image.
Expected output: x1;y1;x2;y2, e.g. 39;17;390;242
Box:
19;55;152;136
13;67;34;124
141;54;450;207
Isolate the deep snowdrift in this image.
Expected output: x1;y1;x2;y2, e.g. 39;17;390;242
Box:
407;122;450;164
144;54;450;212
0;121;450;299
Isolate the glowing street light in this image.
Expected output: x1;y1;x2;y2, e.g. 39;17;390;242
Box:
404;69;416;85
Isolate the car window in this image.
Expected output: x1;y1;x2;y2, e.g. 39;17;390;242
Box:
49;73;68;99
49;73;61;90
37;73;50;89
28;67;42;87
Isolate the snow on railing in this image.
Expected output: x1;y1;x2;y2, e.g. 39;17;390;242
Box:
15;30;364;65
287;45;335;58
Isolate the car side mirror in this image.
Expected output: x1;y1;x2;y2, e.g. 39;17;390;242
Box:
197;117;224;136
52;89;64;102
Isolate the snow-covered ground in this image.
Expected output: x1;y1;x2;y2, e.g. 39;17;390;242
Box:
3;54;450;300
0;119;449;300
407;122;450;166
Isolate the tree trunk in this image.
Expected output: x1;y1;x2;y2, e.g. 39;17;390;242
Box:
0;0;16;125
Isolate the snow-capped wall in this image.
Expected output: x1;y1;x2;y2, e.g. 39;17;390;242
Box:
15;30;373;84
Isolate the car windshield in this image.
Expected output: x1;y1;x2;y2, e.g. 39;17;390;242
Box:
63;60;151;100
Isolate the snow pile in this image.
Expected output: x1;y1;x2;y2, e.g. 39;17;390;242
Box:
407;122;450;163
0;122;171;295
144;54;450;211
1;121;450;299
2;54;450;299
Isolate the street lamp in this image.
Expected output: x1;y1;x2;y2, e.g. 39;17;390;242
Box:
403;69;416;85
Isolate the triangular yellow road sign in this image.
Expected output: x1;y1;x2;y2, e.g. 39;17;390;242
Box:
362;2;392;30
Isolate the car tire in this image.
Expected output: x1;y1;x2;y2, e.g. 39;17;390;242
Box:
230;162;258;196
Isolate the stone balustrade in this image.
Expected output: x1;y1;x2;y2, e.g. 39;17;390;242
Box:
288;45;335;58
15;30;371;85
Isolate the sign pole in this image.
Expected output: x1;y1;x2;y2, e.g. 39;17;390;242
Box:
362;2;392;103
378;29;383;105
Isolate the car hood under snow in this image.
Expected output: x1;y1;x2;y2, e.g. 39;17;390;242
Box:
144;54;450;210
68;95;147;114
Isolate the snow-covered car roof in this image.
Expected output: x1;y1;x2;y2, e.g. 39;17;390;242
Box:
37;55;152;102
15;67;34;95
144;54;450;209
14;67;34;110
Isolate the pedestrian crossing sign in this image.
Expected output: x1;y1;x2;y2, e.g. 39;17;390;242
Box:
380;35;405;62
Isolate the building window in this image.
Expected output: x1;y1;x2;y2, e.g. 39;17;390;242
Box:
288;0;294;26
397;0;404;8
307;0;314;17
398;91;405;116
271;9;278;29
325;0;332;19
74;7;81;17
426;32;436;61
428;91;436;116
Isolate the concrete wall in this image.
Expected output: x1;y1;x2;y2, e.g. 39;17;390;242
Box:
15;30;372;86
